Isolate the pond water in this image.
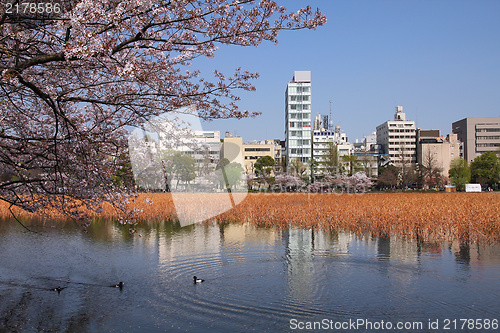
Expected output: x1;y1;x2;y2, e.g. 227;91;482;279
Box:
0;219;499;332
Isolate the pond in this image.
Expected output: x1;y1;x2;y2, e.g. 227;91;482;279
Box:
0;219;499;332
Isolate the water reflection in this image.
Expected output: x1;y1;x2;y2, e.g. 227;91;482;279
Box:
0;219;499;332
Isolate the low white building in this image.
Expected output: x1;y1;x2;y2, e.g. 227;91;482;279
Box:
312;125;352;175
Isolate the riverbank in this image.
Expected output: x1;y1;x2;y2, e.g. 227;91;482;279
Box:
1;192;499;243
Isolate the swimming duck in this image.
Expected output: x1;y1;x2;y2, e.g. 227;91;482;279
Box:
114;282;124;289
52;286;64;294
193;276;204;283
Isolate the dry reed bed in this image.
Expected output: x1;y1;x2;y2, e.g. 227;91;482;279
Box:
104;192;500;243
239;193;500;243
1;193;499;243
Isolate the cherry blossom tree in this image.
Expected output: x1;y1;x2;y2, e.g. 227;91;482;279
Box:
307;181;327;193
274;174;304;192
348;172;372;192
0;0;326;221
324;172;372;193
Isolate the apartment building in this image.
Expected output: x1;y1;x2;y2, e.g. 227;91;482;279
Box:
376;106;417;166
285;71;312;166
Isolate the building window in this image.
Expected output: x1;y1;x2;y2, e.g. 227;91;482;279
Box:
476;127;500;133
477;143;500;147
244;148;271;152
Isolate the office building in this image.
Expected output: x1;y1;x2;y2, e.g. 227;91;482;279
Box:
243;140;276;175
416;129;462;179
222;134;278;176
452;117;500;163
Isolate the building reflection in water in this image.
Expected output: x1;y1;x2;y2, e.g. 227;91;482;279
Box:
87;220;500;279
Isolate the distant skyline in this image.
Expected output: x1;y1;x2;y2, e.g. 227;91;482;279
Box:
200;0;500;142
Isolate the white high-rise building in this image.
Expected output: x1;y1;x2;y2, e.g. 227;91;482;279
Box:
285;71;312;166
376;106;417;165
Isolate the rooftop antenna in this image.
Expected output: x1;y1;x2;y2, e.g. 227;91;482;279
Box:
329;100;333;131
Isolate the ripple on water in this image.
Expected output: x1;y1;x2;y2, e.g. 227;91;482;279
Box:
2;220;500;332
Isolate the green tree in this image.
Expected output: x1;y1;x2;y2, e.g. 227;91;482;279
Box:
216;158;230;170
470;152;500;188
254;156;275;189
222;162;244;191
449;158;471;191
111;152;135;188
254;156;275;177
172;152;196;190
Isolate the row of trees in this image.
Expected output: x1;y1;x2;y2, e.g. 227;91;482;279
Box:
141;151;245;192
366;151;500;191
449;152;500;191
247;151;373;193
270;172;372;193
124;145;499;193
248;145;500;192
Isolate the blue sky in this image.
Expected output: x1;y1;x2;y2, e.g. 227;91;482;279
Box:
200;0;500;142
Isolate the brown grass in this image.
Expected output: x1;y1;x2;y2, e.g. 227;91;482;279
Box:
218;192;500;243
1;192;499;243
